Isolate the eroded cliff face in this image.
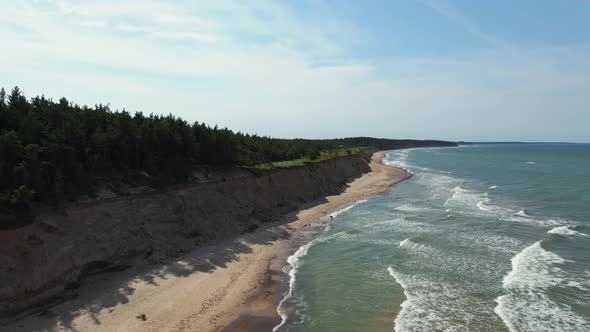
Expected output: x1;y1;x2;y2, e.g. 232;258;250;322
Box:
0;154;369;315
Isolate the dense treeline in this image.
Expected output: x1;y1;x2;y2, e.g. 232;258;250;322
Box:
0;86;454;224
329;137;455;150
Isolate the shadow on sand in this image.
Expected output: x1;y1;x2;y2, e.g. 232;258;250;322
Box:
0;197;331;332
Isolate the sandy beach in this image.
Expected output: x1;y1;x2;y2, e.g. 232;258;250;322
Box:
3;151;410;332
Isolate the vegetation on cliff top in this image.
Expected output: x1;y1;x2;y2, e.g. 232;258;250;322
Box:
0;86;455;225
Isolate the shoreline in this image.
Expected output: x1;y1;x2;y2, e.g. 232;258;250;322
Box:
3;150;410;332
222;150;411;331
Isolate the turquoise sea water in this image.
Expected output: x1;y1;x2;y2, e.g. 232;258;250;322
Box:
276;144;590;332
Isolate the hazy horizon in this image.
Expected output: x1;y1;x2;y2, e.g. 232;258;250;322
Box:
2;0;589;143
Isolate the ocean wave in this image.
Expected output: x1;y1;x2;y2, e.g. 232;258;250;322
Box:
322;230;398;246
525;161;537;165
274;200;369;331
273;240;316;332
384;150;409;168
446;186;512;217
399;237;412;248
415;173;460;201
368;218;435;236
494;241;590;331
476;197;492;211
494;292;590;332
394;204;431;213
500;215;562;227
322;200;365;220
457;232;521;254
384;150;418;174
501;241;566;290
547;225;589;238
443;186;562;229
444;186;477;207
489;185;498;189
387;266;414;332
388;267;489;331
499;209;567;227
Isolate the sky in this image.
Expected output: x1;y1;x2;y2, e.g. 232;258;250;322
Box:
1;0;589;142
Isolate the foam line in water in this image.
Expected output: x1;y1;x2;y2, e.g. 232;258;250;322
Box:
446;186;512;216
548;225;589;238
274;200;368;331
500;215;562;227
322;200;367;220
387;266;412;332
383;150;414;174
273;240;316;332
395;204;430;213
476;197;492;211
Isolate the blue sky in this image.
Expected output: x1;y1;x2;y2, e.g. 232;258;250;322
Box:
2;0;589;142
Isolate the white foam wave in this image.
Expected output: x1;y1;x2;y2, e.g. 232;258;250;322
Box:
323;230;398;246
446;186;513;218
274;199;371;330
388;266;412;331
500;215;562;227
416;172;456;188
502;241;565;290
399;238;412;248
384;149;417;173
273;240;316;332
322;200;366;220
362;218;432;236
548;225;589;238
495;241;590;331
444;186;477;207
414;173;459;201
489;185;498;189
476;197;492;211
395;204;428;213
525;161;537;165
514;209;530;217
388;267;479;331
458;233;522;254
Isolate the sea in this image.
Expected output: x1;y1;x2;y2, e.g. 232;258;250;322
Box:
274;143;590;332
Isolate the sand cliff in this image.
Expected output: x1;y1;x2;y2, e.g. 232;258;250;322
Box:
0;154;370;316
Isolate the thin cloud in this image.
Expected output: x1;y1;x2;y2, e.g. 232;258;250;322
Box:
1;1;589;142
414;0;511;49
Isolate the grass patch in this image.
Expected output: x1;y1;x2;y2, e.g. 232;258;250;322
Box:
245;147;362;171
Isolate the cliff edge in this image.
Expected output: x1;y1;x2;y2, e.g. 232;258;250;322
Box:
0;154;370;316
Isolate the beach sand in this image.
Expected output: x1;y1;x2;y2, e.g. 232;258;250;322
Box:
3;151;409;332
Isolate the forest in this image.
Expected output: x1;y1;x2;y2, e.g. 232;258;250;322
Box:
0;86;455;225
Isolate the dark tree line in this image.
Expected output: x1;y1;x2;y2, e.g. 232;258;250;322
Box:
0;87;454;225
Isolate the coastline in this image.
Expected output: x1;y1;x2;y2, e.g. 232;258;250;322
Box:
3;151;410;332
222;150;411;331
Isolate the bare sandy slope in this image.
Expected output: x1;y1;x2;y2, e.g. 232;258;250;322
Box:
3;151;409;332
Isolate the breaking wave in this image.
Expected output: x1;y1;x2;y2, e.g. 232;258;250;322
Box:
494;241;590;331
